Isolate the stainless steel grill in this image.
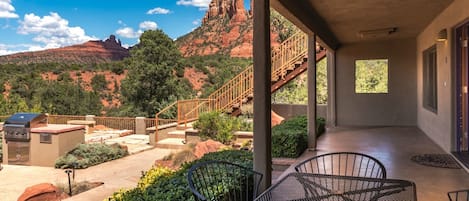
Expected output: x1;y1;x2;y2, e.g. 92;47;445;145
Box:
3;113;47;142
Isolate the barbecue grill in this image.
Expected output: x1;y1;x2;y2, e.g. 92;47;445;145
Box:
3;113;47;142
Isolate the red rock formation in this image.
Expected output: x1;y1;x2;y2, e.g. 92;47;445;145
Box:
203;0;248;24
0;35;129;65
176;0;281;58
17;183;69;201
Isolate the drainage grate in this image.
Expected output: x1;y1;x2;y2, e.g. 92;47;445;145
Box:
411;154;461;169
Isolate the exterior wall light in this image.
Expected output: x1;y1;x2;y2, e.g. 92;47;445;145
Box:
436;28;447;42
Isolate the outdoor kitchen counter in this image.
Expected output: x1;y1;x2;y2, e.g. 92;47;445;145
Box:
30;124;85;134
0;124;85;133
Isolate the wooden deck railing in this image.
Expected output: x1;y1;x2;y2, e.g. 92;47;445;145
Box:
47;114;154;133
94;116;136;131
48;115;85;124
0;115;9;122
271;32;308;81
156;31;324;130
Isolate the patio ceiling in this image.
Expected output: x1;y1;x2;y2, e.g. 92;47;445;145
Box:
272;0;453;49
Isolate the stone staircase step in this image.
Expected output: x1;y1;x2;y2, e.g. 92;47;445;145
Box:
167;130;186;139
155;138;186;149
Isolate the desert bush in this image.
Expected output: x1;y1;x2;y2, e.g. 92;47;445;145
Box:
193;111;242;144
55;143;128;169
108;150;253;201
272;115;326;158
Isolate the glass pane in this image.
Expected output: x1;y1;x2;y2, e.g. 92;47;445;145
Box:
355;59;389;93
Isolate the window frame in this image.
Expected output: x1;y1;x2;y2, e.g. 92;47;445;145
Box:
422;45;438;113
354;58;389;94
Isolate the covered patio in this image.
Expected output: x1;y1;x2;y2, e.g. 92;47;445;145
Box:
278;126;469;200
251;0;469;199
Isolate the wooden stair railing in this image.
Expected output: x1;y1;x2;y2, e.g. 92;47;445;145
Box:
155;31;326;132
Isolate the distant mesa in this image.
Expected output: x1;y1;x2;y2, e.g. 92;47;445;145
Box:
0;35;130;65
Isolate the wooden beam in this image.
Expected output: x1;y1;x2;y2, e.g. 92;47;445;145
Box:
253;0;272;191
271;0;340;50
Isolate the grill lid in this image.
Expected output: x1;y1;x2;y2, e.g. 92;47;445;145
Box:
4;113;47;127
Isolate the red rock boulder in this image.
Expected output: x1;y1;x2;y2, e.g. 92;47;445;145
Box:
271;110;284;127
17;183;69;201
194;139;225;158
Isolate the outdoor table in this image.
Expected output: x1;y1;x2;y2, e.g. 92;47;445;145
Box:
255;173;417;201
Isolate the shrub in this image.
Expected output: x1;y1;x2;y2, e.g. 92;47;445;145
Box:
193;111;242;144
108;150;253;201
272;128;307;158
55;143;128;169
137;166;173;190
272;115;326;158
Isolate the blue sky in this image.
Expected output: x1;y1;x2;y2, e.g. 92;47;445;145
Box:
0;0;250;55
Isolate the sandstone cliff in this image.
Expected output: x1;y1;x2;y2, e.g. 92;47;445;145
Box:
176;0;281;58
0;35;129;64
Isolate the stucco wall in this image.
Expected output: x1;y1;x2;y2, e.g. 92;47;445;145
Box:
336;39;417;126
30;129;84;167
272;104;327;120
417;0;469;152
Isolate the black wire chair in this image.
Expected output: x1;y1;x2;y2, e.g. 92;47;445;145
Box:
187;160;263;201
294;152;387;179
448;189;469;201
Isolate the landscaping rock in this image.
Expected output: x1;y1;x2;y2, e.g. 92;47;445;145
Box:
271;110;284;127
194;140;224;158
17;183;69;201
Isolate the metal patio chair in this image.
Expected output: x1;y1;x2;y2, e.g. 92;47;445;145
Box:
294;152;387;179
188;160;263;201
448;189;469;201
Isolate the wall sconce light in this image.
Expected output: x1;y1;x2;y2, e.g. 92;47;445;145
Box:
436;28;447;42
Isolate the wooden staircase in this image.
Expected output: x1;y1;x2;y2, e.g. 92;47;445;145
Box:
155;32;326;133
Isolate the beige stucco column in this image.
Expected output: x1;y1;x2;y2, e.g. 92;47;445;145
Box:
326;50;337;127
307;34;317;149
253;0;272;191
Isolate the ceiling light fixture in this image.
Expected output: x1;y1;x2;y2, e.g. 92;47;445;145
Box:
358;27;398;38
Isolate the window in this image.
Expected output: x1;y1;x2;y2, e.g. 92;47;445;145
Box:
355;59;389;93
423;45;437;112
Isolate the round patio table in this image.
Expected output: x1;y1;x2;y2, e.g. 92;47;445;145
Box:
255;172;417;201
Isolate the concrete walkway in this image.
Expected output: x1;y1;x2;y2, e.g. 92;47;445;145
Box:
0;147;174;201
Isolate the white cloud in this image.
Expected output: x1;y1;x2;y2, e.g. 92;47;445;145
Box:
116;21;157;39
0;43;44;55
0;0;19;18
147;7;170;15
176;0;211;9
17;12;96;48
116;27;142;38
192;19;201;25
139;21;157;30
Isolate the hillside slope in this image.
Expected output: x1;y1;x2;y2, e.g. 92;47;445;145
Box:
0;35;129;64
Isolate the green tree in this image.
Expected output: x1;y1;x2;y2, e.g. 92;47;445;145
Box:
120;30;192;117
91;74;108;92
355;59;388;93
272;59;327;104
0;94;41;115
37;81;101;115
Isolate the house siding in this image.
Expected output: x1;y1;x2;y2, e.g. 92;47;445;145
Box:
417;0;469;152
336;39;417;126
